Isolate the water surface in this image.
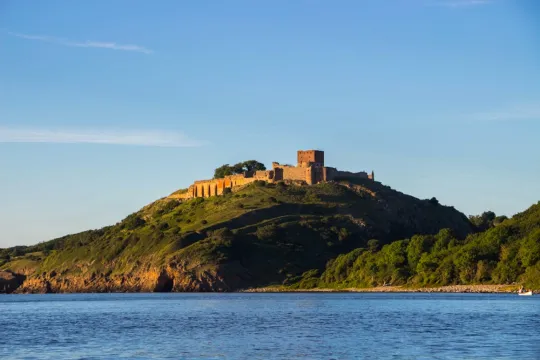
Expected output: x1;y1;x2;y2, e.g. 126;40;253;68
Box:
1;293;538;359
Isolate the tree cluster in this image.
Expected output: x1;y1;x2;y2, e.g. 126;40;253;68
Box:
213;160;266;179
316;203;540;289
469;211;508;231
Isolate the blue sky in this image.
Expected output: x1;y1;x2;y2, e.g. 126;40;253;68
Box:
1;0;539;247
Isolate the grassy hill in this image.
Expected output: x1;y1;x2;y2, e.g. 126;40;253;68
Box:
290;202;540;290
1;179;476;293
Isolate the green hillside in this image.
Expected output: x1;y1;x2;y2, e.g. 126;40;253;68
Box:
0;179;474;293
294;202;540;290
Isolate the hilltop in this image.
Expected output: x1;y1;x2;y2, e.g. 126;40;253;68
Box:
0;178;474;293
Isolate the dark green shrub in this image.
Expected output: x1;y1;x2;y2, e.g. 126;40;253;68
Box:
209;228;234;242
123;214;146;230
159;223;170;231
162;200;180;213
367;239;380;252
255;224;277;241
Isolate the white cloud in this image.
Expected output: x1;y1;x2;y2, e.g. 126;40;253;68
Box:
8;32;153;54
433;0;492;8
469;104;540;121
0;127;203;147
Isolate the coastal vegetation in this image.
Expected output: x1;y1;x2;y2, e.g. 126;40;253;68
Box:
291;202;540;290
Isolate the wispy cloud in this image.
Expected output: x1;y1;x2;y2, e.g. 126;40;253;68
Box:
0;127;203;147
432;0;492;8
8;32;153;54
468;103;540;122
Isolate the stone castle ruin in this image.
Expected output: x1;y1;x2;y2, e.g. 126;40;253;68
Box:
175;150;374;200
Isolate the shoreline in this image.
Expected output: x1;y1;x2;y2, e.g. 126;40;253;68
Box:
242;284;524;294
2;284;530;295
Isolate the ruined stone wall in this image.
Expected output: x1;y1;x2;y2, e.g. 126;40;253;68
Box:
253;170;274;181
176;171;275;200
325;167;369;181
278;165;308;182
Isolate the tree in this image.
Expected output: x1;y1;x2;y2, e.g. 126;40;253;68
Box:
407;234;434;270
469;211;497;231
240;160;266;172
214;164;234;179
213;160;266;179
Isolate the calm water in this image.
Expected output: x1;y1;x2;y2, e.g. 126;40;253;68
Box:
0;293;539;359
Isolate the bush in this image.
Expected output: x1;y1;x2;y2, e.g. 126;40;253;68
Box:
367;239;380;252
254;180;266;187
154;209;165;217
209;228;234;242
191;198;204;206
201;219;208;225
162;200;180;213
255;224;278;241
123;214;146;230
222;188;232;195
159;223;170;231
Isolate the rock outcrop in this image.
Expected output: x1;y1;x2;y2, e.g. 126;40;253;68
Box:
0;270;26;294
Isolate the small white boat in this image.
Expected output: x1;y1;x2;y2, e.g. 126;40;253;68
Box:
518;290;533;296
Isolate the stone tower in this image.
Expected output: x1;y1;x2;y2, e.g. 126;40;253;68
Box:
297;150;324;168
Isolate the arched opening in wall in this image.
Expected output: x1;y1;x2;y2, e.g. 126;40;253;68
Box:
214;185;218;195
194;187;198;197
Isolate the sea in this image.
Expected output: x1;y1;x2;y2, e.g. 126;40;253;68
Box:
0;293;538;359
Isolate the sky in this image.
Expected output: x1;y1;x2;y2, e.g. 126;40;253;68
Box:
1;0;539;247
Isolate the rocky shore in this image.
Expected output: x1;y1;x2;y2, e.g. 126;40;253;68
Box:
0;270;26;294
242;284;523;294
